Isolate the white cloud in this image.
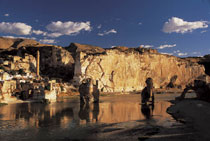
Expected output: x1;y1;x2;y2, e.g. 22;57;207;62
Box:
97;24;102;29
201;30;207;33
157;44;176;49
47;32;63;38
173;50;180;53
0;22;32;35
138;22;142;25
4;14;9;17
98;29;117;36
39;39;56;44
163;17;208;34
3;36;36;40
140;45;153;48
178;52;188;56
160;52;173;55
32;30;47;35
192;52;201;55
46;21;91;38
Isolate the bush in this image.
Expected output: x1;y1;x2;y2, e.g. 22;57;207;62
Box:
45;85;50;90
0;66;6;71
10;70;17;75
18;69;26;75
60;85;64;91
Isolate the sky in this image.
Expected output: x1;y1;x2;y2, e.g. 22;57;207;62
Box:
0;0;210;57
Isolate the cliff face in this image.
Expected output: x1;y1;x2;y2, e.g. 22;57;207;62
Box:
0;37;74;81
0;37;207;92
72;45;205;92
18;45;75;81
185;55;210;76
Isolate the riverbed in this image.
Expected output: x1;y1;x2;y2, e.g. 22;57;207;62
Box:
0;94;195;140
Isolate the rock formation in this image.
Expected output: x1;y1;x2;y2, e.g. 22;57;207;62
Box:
185;54;210;76
70;43;205;92
0;37;208;94
0;39;75;81
0;37;38;50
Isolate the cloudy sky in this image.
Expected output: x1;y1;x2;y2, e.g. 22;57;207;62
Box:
0;0;210;57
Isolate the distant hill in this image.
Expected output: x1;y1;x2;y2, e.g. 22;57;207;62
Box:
0;37;39;50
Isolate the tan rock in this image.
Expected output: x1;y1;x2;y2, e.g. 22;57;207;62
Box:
0;37;38;50
44;90;57;102
73;45;205;92
1;80;16;94
66;43;105;54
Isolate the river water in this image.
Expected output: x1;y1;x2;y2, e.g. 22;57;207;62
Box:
0;94;186;140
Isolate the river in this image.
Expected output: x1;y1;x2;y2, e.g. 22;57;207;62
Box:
0;94;193;140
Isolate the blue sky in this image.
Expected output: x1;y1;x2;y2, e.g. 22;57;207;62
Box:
0;0;210;57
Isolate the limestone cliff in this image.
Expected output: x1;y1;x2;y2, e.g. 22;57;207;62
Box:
71;44;205;92
0;37;207;93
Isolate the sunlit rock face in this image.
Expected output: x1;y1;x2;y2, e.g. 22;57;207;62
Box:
71;44;205;92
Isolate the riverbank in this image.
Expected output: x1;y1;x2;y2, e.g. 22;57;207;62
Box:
167;97;210;140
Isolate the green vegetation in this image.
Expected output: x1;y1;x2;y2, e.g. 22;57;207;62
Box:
9;70;17;75
0;103;8;106
0;66;6;71
60;85;64;91
45;85;50;90
18;69;26;75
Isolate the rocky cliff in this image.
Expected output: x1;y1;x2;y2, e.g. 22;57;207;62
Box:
0;37;207;93
21;45;75;81
0;37;74;81
71;44;205;92
185;55;210;76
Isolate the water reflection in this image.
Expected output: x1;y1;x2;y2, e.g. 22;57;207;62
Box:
78;102;100;124
79;102;91;123
0;95;173;130
141;103;154;119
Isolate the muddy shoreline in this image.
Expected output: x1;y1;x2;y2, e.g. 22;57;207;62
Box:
167;98;210;141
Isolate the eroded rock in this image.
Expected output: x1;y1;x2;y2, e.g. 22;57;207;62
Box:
72;44;205;92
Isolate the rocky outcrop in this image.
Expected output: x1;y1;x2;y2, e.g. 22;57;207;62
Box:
0;37;38;50
66;43;105;55
0;37;75;81
72;44;205;92
200;55;210;75
21;45;75;81
185;55;210;76
0;37;207;93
